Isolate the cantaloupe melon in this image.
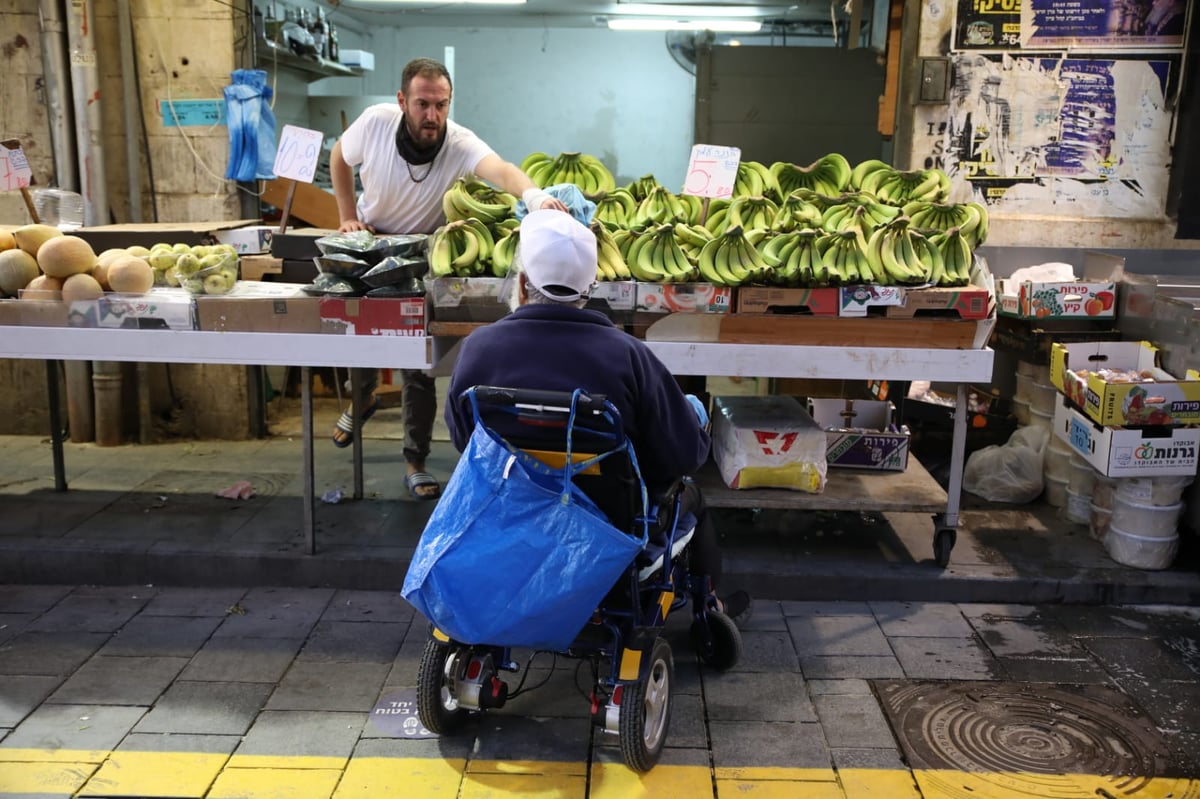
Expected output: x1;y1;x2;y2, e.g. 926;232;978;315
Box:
61;272;104;302
22;274;63;300
0;249;40;296
0;230;15;252
92;249;126;290
37;235;97;278
12;224;63;257
107;255;154;293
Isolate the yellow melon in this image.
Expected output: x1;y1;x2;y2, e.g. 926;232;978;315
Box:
61;272;104;303
0;230;15;252
0;249;40;296
22;274;63;300
107;255;154;294
36;235;97;279
12;224;63;258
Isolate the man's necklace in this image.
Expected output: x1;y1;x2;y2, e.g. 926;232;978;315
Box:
406;158;436;183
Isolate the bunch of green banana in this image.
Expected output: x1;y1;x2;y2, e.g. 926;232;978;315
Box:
624;224;697;283
732;161;779;200
902;200;986;243
860;167;951;206
726;195;780;232
677;192;705;225
759;229;823;286
428;218;497;278
626;174;661;202
491;217;519;239
770;153;852;199
633;186;688;227
816;230;876;285
865;217;939;285
771;193;823;232
521;151;616;196
590;221;632;281
442;177;515;226
820;199;899;239
491;228;519;278
926;228;974;287
695;225;770;286
848;159;892;192
673;221;715;266
593;188;638;229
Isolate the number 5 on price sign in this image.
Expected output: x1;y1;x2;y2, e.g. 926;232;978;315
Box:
681;143;740;225
271;124;324;234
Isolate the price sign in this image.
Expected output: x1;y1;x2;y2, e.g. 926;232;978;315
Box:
1;141;33;191
272;124;323;183
682;144;740;199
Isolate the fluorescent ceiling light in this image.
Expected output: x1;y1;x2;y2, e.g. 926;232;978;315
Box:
607;18;762;31
616;3;764;16
357;0;526;4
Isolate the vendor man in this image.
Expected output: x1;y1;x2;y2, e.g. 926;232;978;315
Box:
329;56;566;500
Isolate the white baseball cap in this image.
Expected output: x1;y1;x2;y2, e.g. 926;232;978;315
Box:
518;209;596;302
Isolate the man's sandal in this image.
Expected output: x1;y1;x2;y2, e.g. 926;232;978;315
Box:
405;472;442;501
331;395;381;448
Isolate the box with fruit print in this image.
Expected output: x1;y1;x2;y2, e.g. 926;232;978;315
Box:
1050;340;1200;427
996;252;1122;320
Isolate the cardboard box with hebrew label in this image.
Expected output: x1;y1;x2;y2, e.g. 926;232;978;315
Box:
1050;340;1200;426
808;398;911;471
1054;399;1200;477
997;252;1122;320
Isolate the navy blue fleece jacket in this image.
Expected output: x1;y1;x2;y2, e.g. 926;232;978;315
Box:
445;304;710;492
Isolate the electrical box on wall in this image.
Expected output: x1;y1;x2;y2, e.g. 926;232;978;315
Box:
918;57;949;104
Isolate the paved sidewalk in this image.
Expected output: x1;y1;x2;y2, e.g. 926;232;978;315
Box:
1;585;1199;798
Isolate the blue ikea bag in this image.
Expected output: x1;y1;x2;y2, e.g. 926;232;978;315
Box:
402;390;647;650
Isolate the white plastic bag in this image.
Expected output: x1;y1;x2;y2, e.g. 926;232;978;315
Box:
963;426;1049;503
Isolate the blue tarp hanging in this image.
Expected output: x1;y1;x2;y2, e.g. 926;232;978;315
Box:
224;69;277;181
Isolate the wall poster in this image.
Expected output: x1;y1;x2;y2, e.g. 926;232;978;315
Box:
944;54;1172;217
1020;0;1187;49
956;0;1022;50
956;0;1187;50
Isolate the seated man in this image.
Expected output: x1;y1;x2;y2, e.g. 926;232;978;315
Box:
445;209;750;623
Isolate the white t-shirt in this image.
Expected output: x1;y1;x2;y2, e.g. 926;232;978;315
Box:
339;103;495;234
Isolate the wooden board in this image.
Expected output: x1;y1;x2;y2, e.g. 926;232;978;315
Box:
719;315;980;348
696;453;947;512
261;179;339;230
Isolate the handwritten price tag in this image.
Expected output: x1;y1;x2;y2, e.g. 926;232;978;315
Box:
682;144;740;199
1;142;33;191
272;124;323;183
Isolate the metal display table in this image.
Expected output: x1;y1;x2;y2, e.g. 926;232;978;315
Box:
0;325;993;566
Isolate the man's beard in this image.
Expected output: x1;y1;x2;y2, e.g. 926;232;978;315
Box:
407;118;445;151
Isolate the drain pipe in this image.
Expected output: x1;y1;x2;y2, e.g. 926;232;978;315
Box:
65;0;108;227
38;0;77;191
66;0;122;445
39;0;93;442
117;0;152;443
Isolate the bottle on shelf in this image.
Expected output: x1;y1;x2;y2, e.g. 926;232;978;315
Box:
314;7;329;60
328;22;339;63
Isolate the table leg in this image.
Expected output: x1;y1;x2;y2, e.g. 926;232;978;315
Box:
45;360;67;492
350;368;364;500
302;365;316;555
945;382;968;528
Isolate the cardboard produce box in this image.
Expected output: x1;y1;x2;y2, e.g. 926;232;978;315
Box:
426;277;510;323
69;289;196;330
585;280;637;324
635;282;732;314
808;398;911;471
735;286;839;316
72;220;261;252
1054;399;1200;477
320;297;425;336
1050;340;1200;426
195;283;319;333
997;252;1122;320
211;225;275;255
711;395;827;492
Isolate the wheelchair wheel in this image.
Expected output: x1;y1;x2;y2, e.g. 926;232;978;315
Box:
619;637;673;773
690;609;742;672
417;640;469;734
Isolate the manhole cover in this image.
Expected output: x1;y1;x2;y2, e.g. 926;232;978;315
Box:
874;681;1197;798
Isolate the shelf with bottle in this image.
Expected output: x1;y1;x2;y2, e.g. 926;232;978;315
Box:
253;2;356;82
